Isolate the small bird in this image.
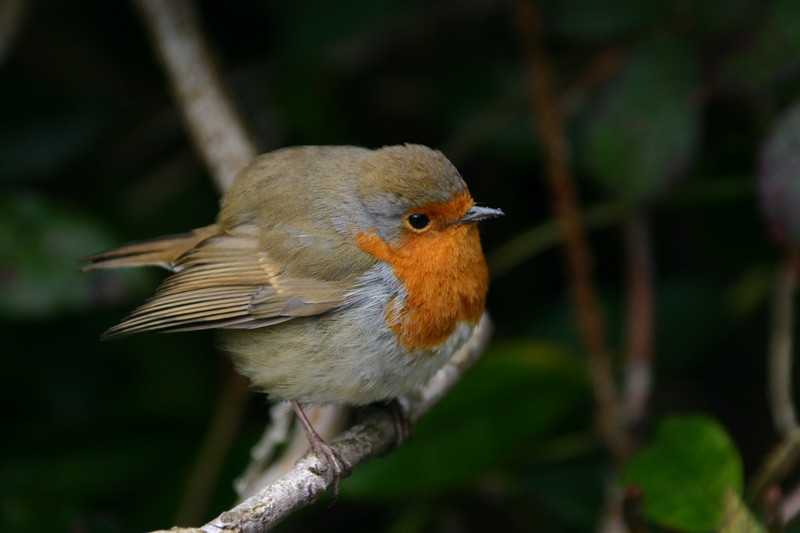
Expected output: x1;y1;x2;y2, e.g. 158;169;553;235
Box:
82;144;502;484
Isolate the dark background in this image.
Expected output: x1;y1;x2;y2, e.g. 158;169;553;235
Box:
3;0;798;531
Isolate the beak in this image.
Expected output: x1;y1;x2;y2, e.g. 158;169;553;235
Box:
459;205;504;224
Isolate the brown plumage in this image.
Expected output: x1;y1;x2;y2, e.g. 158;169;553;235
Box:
85;224;346;338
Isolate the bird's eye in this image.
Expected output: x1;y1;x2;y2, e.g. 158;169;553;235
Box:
406;213;431;230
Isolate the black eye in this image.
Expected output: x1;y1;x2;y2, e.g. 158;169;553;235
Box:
407;213;431;230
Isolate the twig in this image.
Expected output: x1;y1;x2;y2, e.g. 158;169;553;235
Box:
782;479;800;526
748;430;800;505
513;0;625;458
747;259;800;510
769;259;798;438
132;0;257;192
622;214;655;430
234;402;295;499
621;485;649;533
763;485;784;531
149;314;493;533
175;370;251;525
0;0;28;66
235;404;348;500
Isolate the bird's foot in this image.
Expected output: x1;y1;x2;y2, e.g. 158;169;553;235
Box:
291;401;350;498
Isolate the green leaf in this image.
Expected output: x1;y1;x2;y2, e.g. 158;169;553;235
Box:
720;489;767;533
622;415;744;531
757;99;800;251
341;340;588;499
582;34;701;206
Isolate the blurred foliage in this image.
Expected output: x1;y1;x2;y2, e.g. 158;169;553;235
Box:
721;490;768;533
582;34;701;206
3;0;800;532
622;415;743;531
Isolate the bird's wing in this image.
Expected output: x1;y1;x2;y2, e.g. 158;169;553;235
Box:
86;224;350;339
81;224;221;272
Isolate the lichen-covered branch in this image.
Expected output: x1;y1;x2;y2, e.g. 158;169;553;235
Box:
132;0;257;192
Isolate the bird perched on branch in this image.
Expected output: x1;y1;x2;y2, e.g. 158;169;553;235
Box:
82;144;503;488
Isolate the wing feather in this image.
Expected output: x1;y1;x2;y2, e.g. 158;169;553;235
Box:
99;224;349;338
81;225;219;272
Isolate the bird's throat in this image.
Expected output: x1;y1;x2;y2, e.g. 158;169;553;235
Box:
355;225;488;352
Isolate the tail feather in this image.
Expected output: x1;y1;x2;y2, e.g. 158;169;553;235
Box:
80;224;219;273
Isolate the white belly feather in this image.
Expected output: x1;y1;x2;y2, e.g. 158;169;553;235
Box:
221;262;474;405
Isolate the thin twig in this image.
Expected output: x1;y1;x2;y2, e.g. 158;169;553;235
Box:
234;402;295;499
235;404;348;501
150;314;493;533
132;0;257;192
749;430;800;506
747;259;800;510
769;259;798;438
0;0;28;66
175;370;250;525
782;479;800;526
513;0;626;459
622;213;655;431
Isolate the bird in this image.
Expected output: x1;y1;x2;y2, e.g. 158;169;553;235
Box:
82;144;503;487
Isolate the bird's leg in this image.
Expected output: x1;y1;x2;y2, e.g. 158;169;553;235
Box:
291;400;349;496
387;398;413;446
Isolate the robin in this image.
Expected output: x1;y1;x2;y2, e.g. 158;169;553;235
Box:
82;144;503;485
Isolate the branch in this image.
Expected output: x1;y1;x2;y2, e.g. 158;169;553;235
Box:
175;371;251;525
781;477;800;526
769;259;798;438
150;314;493;533
132;0;257;192
748;259;800;507
622;213;655;430
235;404;348;500
748;430;800;505
0;0;28;66
512;0;625;459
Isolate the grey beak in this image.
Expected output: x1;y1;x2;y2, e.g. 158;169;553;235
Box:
459;205;505;224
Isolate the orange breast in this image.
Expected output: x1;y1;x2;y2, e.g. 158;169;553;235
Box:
356;217;488;352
